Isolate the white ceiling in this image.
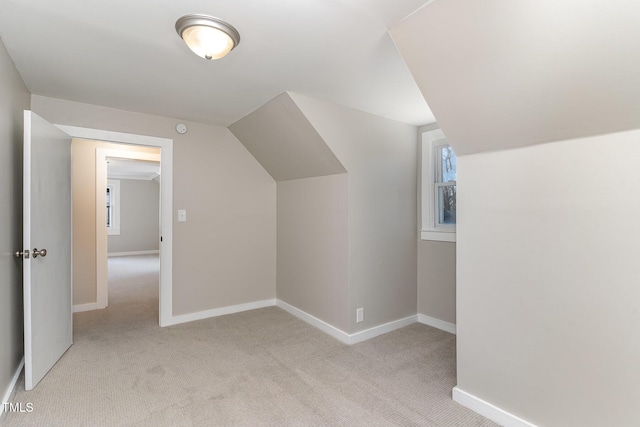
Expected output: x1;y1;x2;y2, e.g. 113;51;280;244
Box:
0;0;435;127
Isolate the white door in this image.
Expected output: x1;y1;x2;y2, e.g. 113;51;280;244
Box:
21;111;72;390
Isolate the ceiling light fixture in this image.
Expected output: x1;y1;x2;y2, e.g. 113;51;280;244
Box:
175;14;240;60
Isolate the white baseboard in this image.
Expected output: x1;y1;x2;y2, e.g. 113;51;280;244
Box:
418;314;457;335
276;300;418;345
349;315;418;344
453;387;537;427
276;300;352;344
167;299;276;326
73;303;98;313
108;250;159;257
1;357;24;419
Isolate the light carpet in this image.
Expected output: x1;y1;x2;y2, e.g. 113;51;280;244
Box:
5;255;496;426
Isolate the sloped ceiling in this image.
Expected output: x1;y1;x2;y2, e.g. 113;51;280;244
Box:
228;93;346;181
391;0;640;155
0;0;434;127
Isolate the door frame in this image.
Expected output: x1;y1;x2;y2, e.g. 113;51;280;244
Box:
56;125;174;327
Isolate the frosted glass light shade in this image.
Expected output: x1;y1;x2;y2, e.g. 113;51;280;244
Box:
176;14;240;60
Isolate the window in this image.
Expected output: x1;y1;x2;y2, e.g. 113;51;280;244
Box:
421;129;457;242
106;179;120;235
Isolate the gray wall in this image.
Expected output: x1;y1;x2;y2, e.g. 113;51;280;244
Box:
107;179;160;254
291;93;418;333
277;174;350;331
231;92;418;334
457;130;640;426
0;38;30;411
228;93;346;181
33;96;276;316
230;93;350;332
418;241;456;324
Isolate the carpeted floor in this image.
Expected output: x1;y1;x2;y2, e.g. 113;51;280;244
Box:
5;255;496;426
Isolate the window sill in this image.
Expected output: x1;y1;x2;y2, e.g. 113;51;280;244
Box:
421;230;456;243
107;228;120;236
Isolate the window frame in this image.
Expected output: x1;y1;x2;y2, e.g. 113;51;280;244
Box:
421;129;456;242
106;179;121;236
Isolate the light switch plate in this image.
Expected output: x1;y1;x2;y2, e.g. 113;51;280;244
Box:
178;209;187;222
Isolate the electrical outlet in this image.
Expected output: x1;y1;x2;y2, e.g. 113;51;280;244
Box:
356;308;364;323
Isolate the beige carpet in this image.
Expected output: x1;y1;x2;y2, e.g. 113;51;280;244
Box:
5;255;496;426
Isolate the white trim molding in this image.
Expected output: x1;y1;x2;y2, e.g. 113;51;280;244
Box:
56;125;170;147
1;357;24;419
119;296;421;346
453;387;538;427
418;314;457;334
277;300;352;344
277;300;418;345
349;315;418;344
57;125;173;327
420;230;456;242
167;299;276;326
108;250;160;257
107;174;158;181
73;303;98;313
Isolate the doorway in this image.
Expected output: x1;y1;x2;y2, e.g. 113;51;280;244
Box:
59;125;174;326
97;149;160;310
105;157;161;316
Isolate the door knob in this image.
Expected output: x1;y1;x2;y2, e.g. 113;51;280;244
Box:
15;250;30;259
32;248;47;258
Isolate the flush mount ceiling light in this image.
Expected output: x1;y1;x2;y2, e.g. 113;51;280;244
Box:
175;14;240;60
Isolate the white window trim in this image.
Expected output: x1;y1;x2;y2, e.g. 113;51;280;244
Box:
107;179;121;235
421;128;456;242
